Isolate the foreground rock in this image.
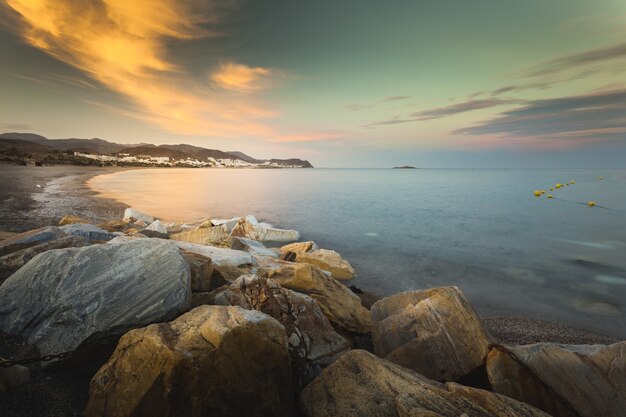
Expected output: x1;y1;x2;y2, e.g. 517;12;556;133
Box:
231;215;300;243
181;250;215;292
0;360;30;393
0;240;191;358
208;276;350;384
487;341;626;417
280;241;355;280
299;349;551;417
85;305;293;417
371;286;491;381
0;226;66;257
0;235;88;282
232;236;279;258
175;240;255;268
59;223;118;242
267;262;372;333
145;219;168;234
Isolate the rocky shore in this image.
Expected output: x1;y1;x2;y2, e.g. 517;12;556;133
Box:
0;208;624;417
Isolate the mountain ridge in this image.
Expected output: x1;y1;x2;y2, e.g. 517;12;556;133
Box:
0;132;313;167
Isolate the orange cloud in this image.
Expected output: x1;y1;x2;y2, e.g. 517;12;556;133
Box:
4;0;280;138
272;130;347;143
211;62;281;93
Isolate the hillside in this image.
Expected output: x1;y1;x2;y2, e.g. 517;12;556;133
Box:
0;133;313;167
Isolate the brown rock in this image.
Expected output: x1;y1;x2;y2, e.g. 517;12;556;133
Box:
0;231;18;241
296;249;356;280
97;220;130;233
371;287;491;381
181;250;215;292
0;359;30;393
267;262;372;333
170;225;232;247
85;305;293;417
486;341;626;417
280;241;318;255
299;349;551;417
58;215;89;226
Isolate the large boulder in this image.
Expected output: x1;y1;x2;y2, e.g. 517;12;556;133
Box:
486;342;626;417
0;239;191;358
170;225;232;247
208;275;350;384
231;215;300;243
280;241;318;255
122;207;154;224
0;235;88;282
85;305;293;417
267;262;372;333
371;287;491;381
0;226;66;257
299;349;551;417
59;223;118;242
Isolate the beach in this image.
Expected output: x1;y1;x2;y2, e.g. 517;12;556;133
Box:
0;165;622;417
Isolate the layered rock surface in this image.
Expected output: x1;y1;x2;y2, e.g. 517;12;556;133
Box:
299;349;551;417
0;239;191;357
486;341;626;417
85;305;293;417
371;286;491;381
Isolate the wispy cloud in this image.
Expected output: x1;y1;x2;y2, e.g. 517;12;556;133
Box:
0;122;32;130
366;98;523;128
454;89;626;146
3;0;286;139
346;95;411;111
210;61;283;93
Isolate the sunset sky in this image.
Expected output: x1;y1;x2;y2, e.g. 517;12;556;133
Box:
1;0;625;167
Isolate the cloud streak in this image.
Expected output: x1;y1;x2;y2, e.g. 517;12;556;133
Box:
3;0;284;139
454;89;626;146
366;98;523;128
526;42;626;78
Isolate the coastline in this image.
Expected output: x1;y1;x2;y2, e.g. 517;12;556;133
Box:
0;164;621;417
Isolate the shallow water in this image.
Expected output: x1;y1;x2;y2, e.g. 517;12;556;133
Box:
90;168;626;337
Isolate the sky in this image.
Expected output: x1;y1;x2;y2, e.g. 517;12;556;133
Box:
0;0;625;167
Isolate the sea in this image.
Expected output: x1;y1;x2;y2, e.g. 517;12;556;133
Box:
89;168;626;337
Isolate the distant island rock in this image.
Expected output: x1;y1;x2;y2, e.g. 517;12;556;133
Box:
393;166;417;169
0;132;313;168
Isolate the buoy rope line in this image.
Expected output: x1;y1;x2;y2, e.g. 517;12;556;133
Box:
549;197;626;212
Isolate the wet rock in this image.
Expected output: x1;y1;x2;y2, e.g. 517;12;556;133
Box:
59;223;118;242
181;250;215;292
0;359;30;393
299;349;551;417
85;305;293;417
371;287;491;381
122;207;154;224
267;262;372;333
232;236;279;258
0;226;67;257
58;215;89;226
0;239;191;359
486;341;626;417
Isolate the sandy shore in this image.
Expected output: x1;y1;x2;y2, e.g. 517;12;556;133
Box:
0;163;621;417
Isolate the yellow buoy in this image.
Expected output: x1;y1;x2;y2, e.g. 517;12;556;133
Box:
566;183;569;186
533;190;541;197
547;195;553;199
587;201;596;207
570;181;575;184
549;187;554;191
599;176;603;180
540;190;546;194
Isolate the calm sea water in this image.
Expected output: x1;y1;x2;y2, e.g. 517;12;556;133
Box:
90;168;626;337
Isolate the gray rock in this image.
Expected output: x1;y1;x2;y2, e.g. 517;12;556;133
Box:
122;207;154;224
59;223;119;242
0;226;67;257
0;359;30;393
145;219;167;234
232;236;279;258
0;239;191;358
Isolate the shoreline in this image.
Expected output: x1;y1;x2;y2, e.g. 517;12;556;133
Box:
0;164;619;343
